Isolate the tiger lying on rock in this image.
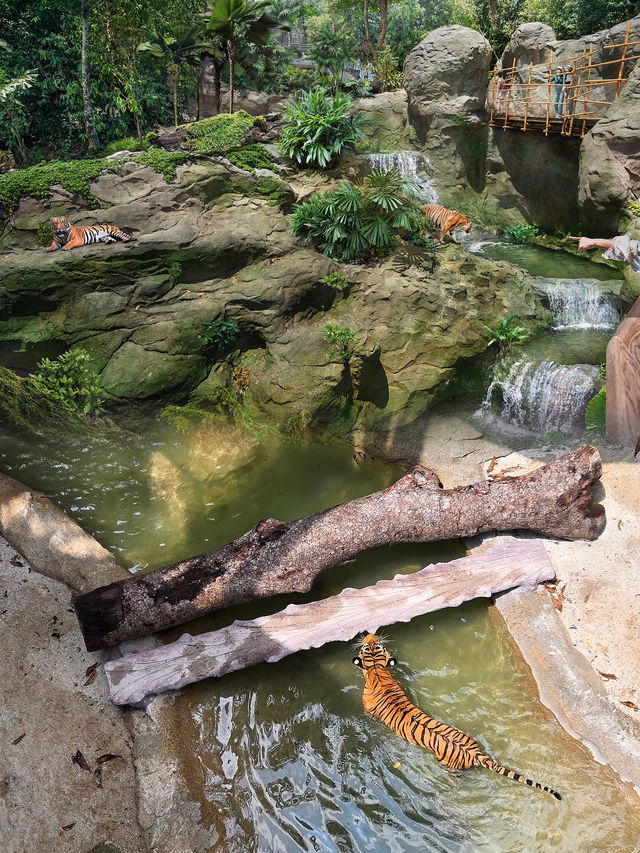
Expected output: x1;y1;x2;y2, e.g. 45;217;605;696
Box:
46;216;133;251
353;634;561;800
420;203;472;245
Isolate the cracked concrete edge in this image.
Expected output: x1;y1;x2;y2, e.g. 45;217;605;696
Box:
0;473;212;852
494;584;640;796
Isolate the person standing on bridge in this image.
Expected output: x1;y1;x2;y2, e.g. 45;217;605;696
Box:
570;234;640;271
551;67;566;117
563;66;576;117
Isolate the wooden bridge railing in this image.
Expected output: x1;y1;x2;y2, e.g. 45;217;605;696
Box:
488;22;639;137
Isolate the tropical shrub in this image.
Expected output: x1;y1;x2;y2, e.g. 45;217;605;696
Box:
32;349;104;417
322;323;356;361
319;271;351;291
585;386;606;432
200;318;240;354
372;47;403;92
279;88;365;169
484;316;530;351
290;168;420;262
505;223;539;243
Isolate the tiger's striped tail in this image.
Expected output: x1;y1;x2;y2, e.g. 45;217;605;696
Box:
477;754;562;800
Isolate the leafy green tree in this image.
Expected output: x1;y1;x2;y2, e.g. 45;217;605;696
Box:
385;0;426;63
138;26;220;128
308;18;355;88
206;0;284;113
0;69;37;164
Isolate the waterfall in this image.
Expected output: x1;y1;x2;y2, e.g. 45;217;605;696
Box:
478;358;601;434
365;152;437;204
539;278;619;329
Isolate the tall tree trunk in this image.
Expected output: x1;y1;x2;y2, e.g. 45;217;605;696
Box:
195;64;202;121
213;58;222;114
170;63;179;128
489;0;498;32
376;0;388;50
363;0;374;54
227;35;235;113
81;0;100;151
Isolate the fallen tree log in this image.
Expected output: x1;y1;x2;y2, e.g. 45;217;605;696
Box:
104;537;554;705
75;444;604;651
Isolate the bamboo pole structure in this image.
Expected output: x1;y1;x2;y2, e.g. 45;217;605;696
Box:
503;58;516;130
544;50;554;135
489;69;496;125
569;49;586;137
522;61;533;131
581;45;593;138
615;22;632;98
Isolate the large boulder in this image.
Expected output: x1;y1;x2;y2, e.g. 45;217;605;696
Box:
578;60;640;233
403;25;492;192
353;90;415;151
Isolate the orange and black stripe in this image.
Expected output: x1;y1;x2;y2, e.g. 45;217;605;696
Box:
353;634;561;800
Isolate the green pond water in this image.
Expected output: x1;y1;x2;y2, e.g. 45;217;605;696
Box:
464;237;624;282
1;425;639;851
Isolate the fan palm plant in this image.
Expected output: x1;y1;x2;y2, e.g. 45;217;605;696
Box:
206;0;285;113
138;26;220;127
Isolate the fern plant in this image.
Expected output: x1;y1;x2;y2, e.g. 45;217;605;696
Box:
585;386;606;432
279;87;365;168
32;350;104;417
291;168;419;262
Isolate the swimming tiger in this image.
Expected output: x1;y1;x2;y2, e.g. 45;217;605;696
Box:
46;216;133;251
420;204;472;245
353;634;561;800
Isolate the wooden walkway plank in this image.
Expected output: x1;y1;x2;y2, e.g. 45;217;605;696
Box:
104;538;555;706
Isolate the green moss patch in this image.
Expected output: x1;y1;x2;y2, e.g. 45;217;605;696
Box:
226;143;274;172
184;111;256;155
0;158;120;213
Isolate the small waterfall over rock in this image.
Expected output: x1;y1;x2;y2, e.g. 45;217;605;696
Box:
478;358;601;434
365;152;437;203
535;278;619;329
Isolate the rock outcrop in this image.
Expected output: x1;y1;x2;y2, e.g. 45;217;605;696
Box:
578;60;640;232
403;26;492;192
401;15;640;232
0;156;549;433
354;90;415;152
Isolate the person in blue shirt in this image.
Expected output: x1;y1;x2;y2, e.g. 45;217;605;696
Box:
551;67;565;117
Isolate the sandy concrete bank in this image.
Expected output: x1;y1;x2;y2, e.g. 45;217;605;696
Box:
0;535;145;853
0;472;218;853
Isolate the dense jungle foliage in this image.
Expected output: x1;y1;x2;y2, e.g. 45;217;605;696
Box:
0;0;637;163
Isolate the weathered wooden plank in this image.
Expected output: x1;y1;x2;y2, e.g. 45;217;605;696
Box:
104;537;555;705
75;446;604;651
606;296;640;445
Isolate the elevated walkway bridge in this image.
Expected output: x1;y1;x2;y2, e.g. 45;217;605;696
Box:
487;22;639;138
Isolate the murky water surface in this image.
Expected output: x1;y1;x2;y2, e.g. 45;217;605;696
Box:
1;426;639;851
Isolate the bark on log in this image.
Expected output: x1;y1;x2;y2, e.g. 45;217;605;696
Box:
104;537;555;705
74;445;604;651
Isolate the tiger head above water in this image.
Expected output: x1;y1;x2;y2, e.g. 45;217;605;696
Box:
352;634;397;672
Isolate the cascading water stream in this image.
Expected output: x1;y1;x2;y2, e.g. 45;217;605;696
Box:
536;278;619;329
477;358;601;434
365;151;437;204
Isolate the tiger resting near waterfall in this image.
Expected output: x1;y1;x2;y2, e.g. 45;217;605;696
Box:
46;216;133;251
353;634;562;800
420;203;472;245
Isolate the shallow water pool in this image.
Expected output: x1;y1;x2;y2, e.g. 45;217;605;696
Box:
1;424;639;851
